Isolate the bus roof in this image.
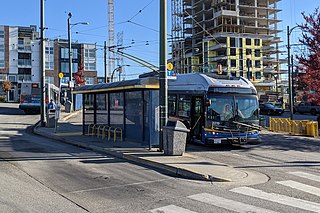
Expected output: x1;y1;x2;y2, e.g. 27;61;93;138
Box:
168;73;257;93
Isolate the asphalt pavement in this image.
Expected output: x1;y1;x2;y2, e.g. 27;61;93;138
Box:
33;110;268;184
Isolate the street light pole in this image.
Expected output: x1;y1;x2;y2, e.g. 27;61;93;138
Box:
159;0;168;151
67;12;73;112
40;0;46;126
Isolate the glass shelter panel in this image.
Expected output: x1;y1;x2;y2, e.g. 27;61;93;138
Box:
84;94;94;129
125;91;143;141
96;93;108;124
110;92;124;129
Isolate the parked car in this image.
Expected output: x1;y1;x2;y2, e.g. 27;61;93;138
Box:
259;103;284;116
293;102;320;115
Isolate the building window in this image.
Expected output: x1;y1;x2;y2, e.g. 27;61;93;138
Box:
254;39;260;46
61;48;78;59
230;37;235;47
0;74;7;81
61;62;78;73
84;45;96;71
230;59;236;68
255;72;261;79
45;44;54;69
255;60;261;68
240;71;244;77
254;49;261;57
85;77;94;85
246;49;252;55
239;60;243;69
45;76;54;84
61;48;68;59
230;48;236;56
246;38;251;46
0;28;5;68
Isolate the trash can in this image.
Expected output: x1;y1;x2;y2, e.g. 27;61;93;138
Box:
163;120;190;156
65;100;72;113
46;109;56;128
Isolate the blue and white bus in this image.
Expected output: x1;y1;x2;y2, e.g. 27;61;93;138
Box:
19;82;59;114
168;73;260;145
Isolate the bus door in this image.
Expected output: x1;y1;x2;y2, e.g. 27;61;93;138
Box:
191;96;204;140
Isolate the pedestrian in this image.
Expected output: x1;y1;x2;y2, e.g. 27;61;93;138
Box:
47;99;56;110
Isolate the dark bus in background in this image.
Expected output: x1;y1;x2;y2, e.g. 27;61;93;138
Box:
19;82;59;114
168;73;260;145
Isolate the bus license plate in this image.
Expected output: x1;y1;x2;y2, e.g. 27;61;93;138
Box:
214;139;221;144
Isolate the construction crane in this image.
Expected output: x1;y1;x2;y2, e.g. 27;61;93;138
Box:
108;0;115;81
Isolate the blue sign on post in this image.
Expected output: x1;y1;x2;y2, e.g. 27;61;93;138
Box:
167;70;176;80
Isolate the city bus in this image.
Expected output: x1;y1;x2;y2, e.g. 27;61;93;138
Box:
19;82;59;114
168;73;260;145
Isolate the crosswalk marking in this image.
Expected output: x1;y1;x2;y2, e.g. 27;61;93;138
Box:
277;180;320;197
188;193;278;213
231;187;320;212
289;171;320;183
149;205;197;213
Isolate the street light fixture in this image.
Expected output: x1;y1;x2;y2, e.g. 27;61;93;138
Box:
287;25;304;120
110;65;130;82
67;12;89;112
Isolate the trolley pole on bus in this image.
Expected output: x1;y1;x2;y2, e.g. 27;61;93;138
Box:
40;0;46;127
159;0;168;151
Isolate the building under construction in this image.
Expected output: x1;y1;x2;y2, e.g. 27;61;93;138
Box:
171;0;285;96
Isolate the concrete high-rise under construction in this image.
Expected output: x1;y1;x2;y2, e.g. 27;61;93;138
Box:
171;0;285;96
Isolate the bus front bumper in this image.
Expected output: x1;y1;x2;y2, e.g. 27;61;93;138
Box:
203;130;260;145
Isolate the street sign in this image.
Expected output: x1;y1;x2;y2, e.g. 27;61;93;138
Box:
58;72;64;79
167;63;173;71
167;70;177;80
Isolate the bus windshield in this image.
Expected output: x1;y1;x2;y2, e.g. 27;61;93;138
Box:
207;95;259;122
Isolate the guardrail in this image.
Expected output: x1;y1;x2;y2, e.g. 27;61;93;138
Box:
86;124;123;142
269;118;319;137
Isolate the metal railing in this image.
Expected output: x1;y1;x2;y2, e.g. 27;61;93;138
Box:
18;59;32;67
87;124;123;142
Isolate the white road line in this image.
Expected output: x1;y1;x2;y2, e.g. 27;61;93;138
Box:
231;187;320;212
188;193;278;213
149;205;197;213
289;171;320;183
277;180;320;197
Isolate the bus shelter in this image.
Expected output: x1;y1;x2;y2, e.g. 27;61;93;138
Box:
73;77;159;146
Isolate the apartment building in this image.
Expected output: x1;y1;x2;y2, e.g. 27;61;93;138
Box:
171;0;285;96
0;25;97;102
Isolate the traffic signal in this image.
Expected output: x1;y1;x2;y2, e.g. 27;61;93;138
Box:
218;64;222;74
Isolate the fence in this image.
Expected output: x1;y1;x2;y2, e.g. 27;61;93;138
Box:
269;118;319;137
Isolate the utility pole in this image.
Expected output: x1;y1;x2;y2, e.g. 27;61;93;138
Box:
159;0;168;151
104;41;107;83
287;26;293;120
40;0;46;127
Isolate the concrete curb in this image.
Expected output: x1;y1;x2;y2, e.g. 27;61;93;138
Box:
32;127;229;182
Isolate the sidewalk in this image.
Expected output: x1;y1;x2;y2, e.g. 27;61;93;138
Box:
32;110;268;184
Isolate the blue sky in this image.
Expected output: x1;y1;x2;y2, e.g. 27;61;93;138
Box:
0;0;319;79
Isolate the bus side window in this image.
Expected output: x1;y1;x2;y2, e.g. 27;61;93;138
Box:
168;95;177;116
178;95;191;118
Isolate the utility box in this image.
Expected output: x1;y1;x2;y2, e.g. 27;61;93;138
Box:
65;100;72;113
163;120;189;156
46;109;56;128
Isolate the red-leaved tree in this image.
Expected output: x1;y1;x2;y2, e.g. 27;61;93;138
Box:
73;63;86;86
296;7;320;104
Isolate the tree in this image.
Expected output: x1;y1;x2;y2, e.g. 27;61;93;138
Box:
1;81;12;101
296;7;320;104
73;63;86;86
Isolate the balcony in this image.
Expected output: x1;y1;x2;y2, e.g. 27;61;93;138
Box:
18;74;32;82
18;59;32;67
18;45;32;52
